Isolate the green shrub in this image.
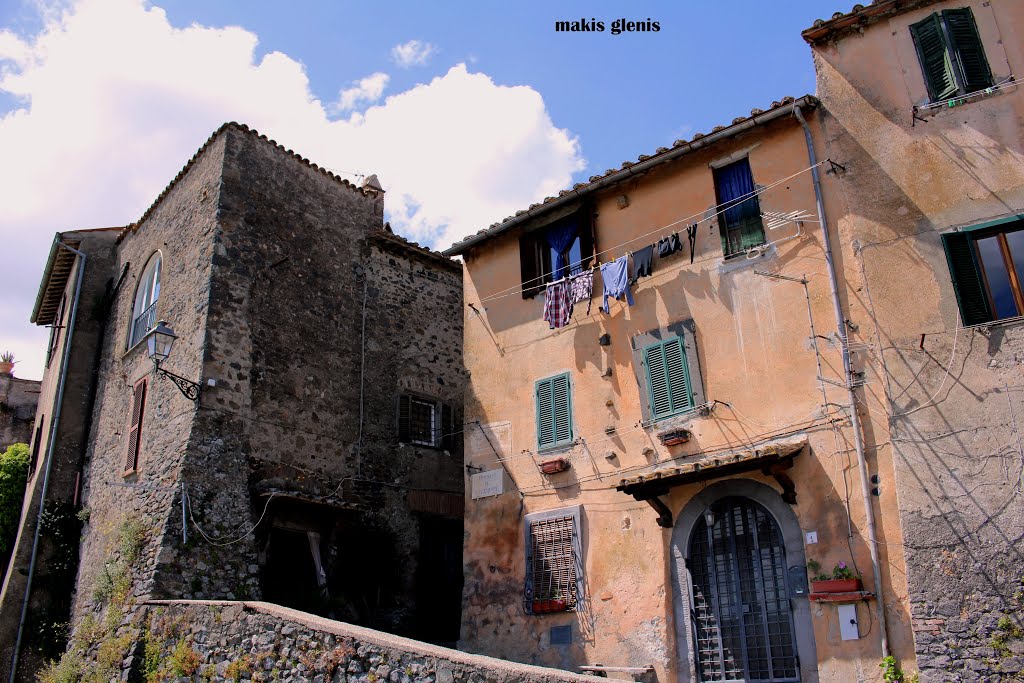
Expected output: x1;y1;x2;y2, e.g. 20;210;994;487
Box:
0;443;30;554
36;650;83;683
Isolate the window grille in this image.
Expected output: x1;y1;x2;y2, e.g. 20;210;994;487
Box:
409;397;437;446
688;498;798;682
398;395;456;451
525;514;580;614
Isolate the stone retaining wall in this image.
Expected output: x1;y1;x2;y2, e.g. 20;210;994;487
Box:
139;600;603;683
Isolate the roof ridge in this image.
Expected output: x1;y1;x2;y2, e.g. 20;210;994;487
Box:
117;122;378;243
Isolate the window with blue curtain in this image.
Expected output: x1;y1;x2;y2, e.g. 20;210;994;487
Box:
519;214;594;298
713;158;765;257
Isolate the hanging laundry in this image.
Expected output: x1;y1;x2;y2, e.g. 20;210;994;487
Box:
569;270;594;316
600;256;635;313
543;280;572;329
657;232;682;258
687;223;699;264
631;244;654;283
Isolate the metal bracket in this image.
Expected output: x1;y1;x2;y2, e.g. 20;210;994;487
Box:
911;107;929;127
155;362;201;402
639;495;673;528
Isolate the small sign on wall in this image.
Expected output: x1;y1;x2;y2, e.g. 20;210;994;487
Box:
471;469;504;499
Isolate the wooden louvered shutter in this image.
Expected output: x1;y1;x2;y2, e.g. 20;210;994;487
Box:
126;378;147;472
944;9;992;94
536;378;555;449
536;373;573;450
645;338;693;420
398;395;411;442
942;231;993;326
911;14;958;101
520;234;544;299
551;374;572;445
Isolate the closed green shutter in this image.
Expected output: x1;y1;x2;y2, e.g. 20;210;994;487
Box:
644;338;693;420
943;8;992;94
942;231;992;326
911;14;958;101
536;373;573;450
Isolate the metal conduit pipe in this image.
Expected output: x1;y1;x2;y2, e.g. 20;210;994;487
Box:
9;241;87;683
793;105;891;658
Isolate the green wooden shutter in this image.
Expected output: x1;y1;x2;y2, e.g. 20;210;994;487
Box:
942;231;992;326
943;8;992;94
911;14;958;101
536;373;573;449
644;339;693;420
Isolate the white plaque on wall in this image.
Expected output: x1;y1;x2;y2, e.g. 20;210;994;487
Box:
471;469;504;499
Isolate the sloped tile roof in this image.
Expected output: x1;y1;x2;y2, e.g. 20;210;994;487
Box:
443;95;817;256
802;0;944;44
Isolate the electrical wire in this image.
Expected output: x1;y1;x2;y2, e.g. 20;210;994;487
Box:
473;160;828;304
186;489;277;547
889;311;961;417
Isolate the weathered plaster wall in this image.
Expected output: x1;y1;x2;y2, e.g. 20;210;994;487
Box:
458;113;913;682
0;375;39;450
0;228;119;682
811;0;1024;680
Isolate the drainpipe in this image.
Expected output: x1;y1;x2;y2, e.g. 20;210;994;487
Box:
9;241;87;683
793;105;890;658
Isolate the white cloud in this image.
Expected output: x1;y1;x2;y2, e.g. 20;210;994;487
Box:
331;72;389;113
0;0;584;379
390;39;436;68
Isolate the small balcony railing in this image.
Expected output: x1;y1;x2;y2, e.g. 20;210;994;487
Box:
130;302;157;347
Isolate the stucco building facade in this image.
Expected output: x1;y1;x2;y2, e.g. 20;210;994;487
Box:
806;1;1024;680
445;96;916;681
1;124;466;681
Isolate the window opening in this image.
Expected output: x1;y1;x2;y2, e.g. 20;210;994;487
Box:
689;498;799;682
910;8;992;102
714;159;765;258
130;254;161;347
520;216;594;298
45;295;67;368
644;337;694;420
943;221;1024;325
526;515;579;613
409;397;437;446
535;373;573;450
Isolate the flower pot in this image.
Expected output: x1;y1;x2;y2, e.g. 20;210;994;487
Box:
811;578;862;593
0;361;12;375
659;429;690;446
539;458;570;474
532;598;568;614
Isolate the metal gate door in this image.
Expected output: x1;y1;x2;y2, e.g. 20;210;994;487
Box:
688;497;799;682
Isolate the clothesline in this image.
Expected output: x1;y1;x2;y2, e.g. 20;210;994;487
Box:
473;159;828;305
914;74;1021;111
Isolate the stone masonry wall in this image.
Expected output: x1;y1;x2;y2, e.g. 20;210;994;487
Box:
70;132;225;642
113;600;602;683
0;375;39;450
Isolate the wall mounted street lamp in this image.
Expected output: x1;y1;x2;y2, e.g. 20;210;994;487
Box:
145;320;201;402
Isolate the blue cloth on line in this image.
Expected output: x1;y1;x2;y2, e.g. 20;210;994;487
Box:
600;255;634;313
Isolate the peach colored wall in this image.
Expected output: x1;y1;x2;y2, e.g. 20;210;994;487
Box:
459;114;913;682
811;2;1024;681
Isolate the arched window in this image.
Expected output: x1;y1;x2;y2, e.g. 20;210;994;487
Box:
130;253;161;347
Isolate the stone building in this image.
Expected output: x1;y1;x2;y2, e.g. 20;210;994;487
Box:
0;373;39;452
805;1;1024;680
0;123;466;680
445;93;917;681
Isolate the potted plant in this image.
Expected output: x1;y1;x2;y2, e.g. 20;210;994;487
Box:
807;559;863;593
0;351;14;375
532;591;568;613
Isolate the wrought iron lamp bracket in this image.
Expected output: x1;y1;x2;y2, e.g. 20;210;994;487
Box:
154;361;201;402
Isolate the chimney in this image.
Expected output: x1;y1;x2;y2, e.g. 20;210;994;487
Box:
361;174;385;219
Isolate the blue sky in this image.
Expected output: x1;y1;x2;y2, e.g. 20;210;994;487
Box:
0;0;854;378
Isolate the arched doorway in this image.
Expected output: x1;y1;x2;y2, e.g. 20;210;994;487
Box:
671;480;817;683
689;497;798;681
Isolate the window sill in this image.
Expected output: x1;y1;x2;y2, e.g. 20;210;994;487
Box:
537;441;575;456
649;408;708;435
718;243;776;274
964;314;1024;331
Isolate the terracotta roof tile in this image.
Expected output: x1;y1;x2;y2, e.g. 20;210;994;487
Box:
444;94;817;255
802;0;943;44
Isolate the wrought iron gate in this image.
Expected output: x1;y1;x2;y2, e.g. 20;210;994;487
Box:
688;497;799;682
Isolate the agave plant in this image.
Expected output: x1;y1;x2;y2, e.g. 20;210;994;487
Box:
0;351;13;364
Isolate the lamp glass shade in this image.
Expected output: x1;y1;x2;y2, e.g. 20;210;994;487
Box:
147;321;177;362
